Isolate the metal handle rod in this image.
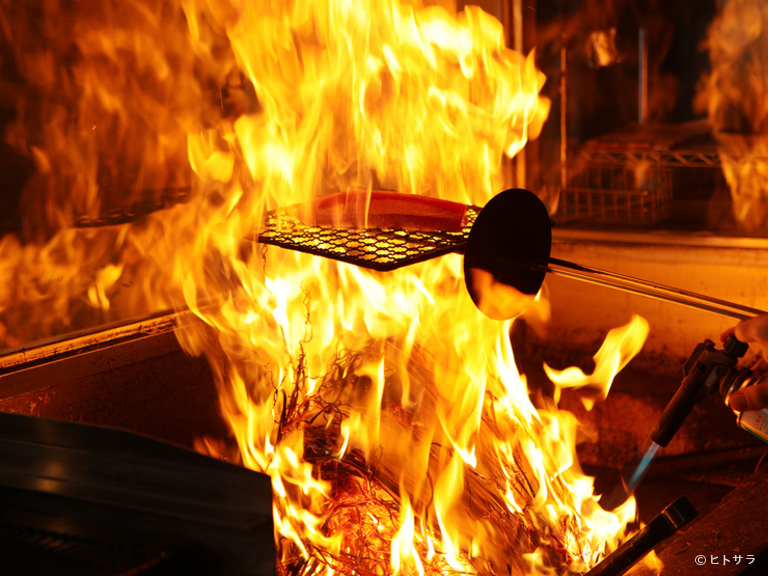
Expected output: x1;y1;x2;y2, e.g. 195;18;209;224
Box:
544;256;767;321
585;496;697;576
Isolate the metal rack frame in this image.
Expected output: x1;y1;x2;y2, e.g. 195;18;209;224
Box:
576;148;721;169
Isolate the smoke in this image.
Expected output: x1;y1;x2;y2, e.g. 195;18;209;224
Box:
695;0;768;234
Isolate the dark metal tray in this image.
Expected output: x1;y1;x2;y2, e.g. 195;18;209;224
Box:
257;205;480;271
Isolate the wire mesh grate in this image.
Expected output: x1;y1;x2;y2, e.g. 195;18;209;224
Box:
257;205;479;271
557;160;673;225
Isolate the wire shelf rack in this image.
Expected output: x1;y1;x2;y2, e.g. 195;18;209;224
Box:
557;163;673;225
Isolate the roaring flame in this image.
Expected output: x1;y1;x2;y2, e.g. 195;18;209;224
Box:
0;0;658;575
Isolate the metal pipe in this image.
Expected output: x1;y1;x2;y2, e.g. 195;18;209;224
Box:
513;0;526;189
560;42;567;191
0;310;186;375
545;256;766;321
638;27;648;124
585;497;697;576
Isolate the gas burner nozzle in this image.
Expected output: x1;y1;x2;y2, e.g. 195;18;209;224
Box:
651;334;764;447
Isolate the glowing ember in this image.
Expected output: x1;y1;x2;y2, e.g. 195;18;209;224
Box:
0;0;659;574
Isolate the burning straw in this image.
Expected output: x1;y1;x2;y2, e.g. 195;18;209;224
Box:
192;273;645;576
1;0;649;574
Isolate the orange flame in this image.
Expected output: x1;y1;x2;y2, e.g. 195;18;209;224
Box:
544;315;650;410
0;0;658;575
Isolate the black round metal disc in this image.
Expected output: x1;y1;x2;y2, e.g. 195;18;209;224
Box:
463;189;552;320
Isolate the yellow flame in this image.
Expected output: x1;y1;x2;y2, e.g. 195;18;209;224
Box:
391;490;425;576
0;0;653;574
544;315;650;410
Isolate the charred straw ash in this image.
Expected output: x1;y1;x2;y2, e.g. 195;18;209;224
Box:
263;345;610;576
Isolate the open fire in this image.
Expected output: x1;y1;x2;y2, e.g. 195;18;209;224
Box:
0;0;660;574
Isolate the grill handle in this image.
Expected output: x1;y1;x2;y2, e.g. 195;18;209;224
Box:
543;256;766;321
464;189;767;321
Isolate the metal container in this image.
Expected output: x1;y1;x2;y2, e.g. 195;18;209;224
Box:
725;371;768;443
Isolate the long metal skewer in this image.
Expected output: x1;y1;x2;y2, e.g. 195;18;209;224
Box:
524;256;766;321
258;190;766;321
